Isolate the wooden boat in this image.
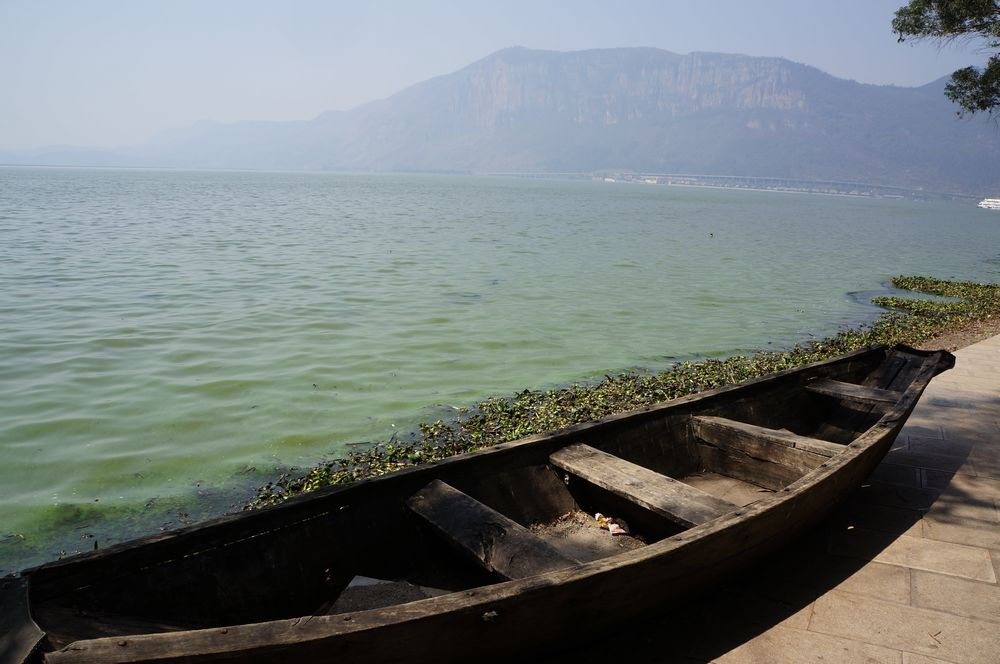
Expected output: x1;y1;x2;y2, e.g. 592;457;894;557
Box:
3;344;953;664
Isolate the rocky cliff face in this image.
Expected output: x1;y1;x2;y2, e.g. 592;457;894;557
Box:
435;48;809;129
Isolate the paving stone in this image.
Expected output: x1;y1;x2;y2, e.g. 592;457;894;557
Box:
753;555;911;606
908;409;940;422
967;454;1000;480
615;592;813;664
870;463;923;488
924;492;1000;532
925;489;1000;527
925;392;988;409
927;388;999;405
832;560;912;605
936;393;1000;414
908;436;976;459
712;581;816;631
901;653;960;664
959;345;1000;356
809;590;1000;664
931;372;999;387
837;500;924;537
883;450;977;476
911;570;1000;623
942;419;1000;442
921;518;1000;550
924;472;1000;499
899;421;944;440
961;365;1000;379
970;443;1000;466
954;350;999;362
736;594;814;631
855;482;941;511
712;625;902;664
829;529;997;582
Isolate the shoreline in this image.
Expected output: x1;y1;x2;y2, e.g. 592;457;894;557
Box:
4;275;996;572
248;275;1000;509
912;314;1000;352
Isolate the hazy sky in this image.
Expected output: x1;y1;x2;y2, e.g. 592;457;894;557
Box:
1;0;991;150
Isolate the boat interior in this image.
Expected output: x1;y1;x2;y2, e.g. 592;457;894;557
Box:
27;346;927;652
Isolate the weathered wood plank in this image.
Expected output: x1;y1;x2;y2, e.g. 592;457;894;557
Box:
697;444;802;491
406;480;577;580
863;353;906;389
550;444;736;527
881;355;925;392
806;379;901;405
691;416;843;472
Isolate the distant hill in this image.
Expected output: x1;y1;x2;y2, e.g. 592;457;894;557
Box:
6;47;1000;194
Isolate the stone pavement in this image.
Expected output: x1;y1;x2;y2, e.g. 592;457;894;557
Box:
547;335;1000;664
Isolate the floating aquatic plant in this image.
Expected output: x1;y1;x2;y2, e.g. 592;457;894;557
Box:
247;275;1000;509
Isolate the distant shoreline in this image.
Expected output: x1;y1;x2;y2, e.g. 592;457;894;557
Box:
1;163;980;201
653;181;897;200
588;173;975;202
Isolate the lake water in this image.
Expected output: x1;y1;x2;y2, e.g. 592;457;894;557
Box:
2;167;998;573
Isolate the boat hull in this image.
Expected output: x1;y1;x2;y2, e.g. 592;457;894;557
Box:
9;345;953;664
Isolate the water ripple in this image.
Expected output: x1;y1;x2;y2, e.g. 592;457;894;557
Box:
1;167;998;572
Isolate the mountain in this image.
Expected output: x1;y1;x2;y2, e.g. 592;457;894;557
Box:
10;48;1000;194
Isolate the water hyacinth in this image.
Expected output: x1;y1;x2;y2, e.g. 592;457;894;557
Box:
247;275;1000;509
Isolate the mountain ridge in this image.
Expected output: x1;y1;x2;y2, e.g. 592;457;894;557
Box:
3;47;998;194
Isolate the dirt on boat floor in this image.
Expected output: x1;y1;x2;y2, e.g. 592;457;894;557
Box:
916;316;1000;352
531;510;647;563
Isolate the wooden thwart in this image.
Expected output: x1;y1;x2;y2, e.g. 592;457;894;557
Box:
550;444;737;527
691;415;844;469
406;479;577;580
806;378;901;405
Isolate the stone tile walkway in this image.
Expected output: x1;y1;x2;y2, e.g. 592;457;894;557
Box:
548;335;1000;663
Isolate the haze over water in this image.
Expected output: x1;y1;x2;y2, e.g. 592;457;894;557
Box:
2;166;998;573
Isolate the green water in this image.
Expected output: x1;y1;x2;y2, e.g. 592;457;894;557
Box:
1;167;998;572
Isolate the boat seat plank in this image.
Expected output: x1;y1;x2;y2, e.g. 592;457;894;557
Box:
805;378;901;405
692;415;843;470
406;479;577;580
549;444;737;527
